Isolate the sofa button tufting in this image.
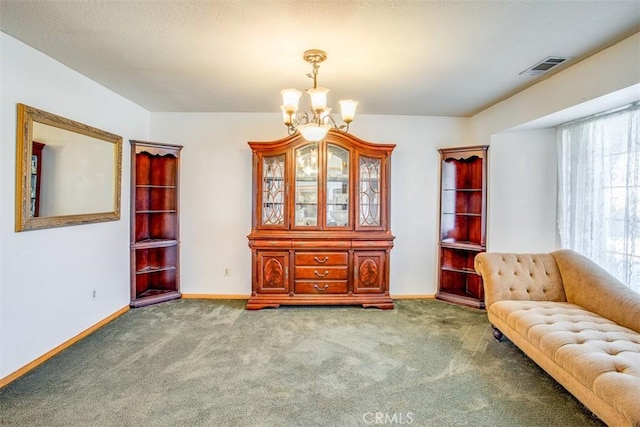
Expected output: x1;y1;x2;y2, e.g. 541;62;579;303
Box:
472;249;640;426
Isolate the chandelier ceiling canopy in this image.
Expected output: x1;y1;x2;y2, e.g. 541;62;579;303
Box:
281;49;358;142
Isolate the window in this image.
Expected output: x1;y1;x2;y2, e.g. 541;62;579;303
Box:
557;102;640;294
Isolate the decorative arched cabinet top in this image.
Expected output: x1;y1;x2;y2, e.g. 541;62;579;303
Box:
249;129;395;155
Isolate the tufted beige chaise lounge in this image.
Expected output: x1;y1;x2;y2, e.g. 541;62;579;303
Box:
474;249;640;427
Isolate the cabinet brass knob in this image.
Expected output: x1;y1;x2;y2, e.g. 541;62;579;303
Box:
314;270;329;277
314;284;329;291
314;256;329;263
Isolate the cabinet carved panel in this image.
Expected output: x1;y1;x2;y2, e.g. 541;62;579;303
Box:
247;130;395;309
264;259;285;287
354;252;385;293
359;259;378;287
256;252;289;294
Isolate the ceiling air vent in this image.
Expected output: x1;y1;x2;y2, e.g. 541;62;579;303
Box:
520;56;572;76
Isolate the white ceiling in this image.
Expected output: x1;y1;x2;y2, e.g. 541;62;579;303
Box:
1;0;639;117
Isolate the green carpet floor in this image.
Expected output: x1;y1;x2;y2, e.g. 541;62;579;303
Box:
0;299;604;426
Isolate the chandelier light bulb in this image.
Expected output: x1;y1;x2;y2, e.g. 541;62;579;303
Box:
281;89;302;114
280;105;296;125
307;87;329;112
339;100;358;124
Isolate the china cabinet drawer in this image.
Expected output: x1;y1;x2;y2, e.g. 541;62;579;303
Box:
295;252;348;266
294;280;348;294
295;266;348;280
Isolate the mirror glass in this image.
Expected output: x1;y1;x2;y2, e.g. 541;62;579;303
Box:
15;103;122;231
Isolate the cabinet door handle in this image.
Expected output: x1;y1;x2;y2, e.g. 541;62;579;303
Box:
314;284;329;291
314;256;329;264
314;270;329;277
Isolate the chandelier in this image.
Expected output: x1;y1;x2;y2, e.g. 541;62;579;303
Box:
281;49;358;142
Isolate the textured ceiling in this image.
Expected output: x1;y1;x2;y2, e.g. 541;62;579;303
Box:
1;0;639;117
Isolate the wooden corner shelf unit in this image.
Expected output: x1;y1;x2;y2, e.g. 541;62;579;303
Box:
247;129;395;309
129;140;183;308
436;145;488;309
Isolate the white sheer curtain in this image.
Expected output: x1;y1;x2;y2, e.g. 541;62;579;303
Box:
557;102;640;294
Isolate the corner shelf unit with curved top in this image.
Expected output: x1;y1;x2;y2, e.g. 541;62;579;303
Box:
436;145;488;309
130;140;183;308
247;129;395;310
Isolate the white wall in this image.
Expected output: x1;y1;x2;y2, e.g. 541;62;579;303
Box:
472;32;640;253
150;114;469;297
355;116;470;296
487;129;558;252
0;33;150;379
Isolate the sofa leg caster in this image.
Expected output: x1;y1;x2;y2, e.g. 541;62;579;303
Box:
492;326;503;341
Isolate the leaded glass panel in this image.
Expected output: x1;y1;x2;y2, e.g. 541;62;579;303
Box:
359;156;381;227
262;155;285;226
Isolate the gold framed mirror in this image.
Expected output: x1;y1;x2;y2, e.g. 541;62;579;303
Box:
15;103;123;231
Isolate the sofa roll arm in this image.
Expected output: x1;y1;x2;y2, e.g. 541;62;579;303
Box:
474;253;567;308
551;249;640;333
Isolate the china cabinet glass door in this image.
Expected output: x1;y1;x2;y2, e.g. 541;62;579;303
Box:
262;154;286;226
359;156;381;227
295;143;319;227
326;144;349;227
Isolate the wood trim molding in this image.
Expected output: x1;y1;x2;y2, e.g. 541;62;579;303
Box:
391;294;436;299
182;294;435;300
181;294;251;300
0;305;129;389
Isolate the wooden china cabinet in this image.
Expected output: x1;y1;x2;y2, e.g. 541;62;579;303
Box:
436;145;488;309
129;140;182;308
247;129;395;309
